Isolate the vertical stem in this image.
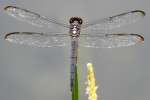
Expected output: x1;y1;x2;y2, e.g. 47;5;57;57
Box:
72;65;79;100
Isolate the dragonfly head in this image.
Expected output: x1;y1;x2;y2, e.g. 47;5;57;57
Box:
69;17;82;38
69;17;83;25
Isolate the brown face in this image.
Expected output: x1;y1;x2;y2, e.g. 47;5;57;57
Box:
69;17;83;25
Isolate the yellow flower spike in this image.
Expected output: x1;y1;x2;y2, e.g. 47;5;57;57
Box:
86;63;98;100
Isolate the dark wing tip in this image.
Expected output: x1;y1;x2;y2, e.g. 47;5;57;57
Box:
131;34;144;43
4;32;19;40
4;6;16;10
4;32;29;40
131;10;146;16
5;32;44;40
107;33;144;44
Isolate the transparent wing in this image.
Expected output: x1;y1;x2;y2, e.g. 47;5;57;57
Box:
79;33;144;48
82;10;145;32
5;32;70;47
4;6;69;29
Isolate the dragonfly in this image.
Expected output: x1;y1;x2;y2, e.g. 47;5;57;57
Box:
3;6;145;92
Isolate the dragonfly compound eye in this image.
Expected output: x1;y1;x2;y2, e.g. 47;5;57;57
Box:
69;17;83;25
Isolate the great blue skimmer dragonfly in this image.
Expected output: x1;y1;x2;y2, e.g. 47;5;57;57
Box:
3;6;145;92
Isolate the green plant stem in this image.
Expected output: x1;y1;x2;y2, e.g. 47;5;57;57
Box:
72;65;78;100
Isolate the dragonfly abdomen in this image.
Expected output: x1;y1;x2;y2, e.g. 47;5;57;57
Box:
70;38;79;92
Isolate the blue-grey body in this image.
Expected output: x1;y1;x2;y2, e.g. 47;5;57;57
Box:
70;38;78;92
69;17;82;92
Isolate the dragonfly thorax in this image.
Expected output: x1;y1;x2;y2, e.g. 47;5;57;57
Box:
69;17;83;38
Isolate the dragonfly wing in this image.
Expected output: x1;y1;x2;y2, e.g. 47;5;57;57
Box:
5;32;70;47
4;6;69;29
82;10;145;32
79;33;144;48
